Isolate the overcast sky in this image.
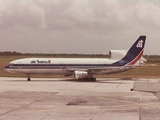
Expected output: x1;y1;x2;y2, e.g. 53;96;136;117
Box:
0;0;160;55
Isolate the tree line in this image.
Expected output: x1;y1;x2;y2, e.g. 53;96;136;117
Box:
1;51;160;60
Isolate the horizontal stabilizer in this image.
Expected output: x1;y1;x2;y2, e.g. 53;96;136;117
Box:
126;64;157;67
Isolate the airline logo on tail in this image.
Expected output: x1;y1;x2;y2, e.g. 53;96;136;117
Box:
136;40;144;48
112;36;146;66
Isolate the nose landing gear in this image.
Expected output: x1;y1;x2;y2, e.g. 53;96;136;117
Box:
27;75;31;81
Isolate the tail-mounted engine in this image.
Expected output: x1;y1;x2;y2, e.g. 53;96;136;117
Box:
109;49;146;65
109;50;128;59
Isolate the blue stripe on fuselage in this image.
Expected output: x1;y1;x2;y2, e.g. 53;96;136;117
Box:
6;63;124;69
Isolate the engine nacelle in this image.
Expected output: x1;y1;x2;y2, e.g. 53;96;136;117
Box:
109;50;146;65
74;71;89;79
109;49;128;59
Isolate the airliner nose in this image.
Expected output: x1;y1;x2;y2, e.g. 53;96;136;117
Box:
4;65;16;74
4;65;9;72
4;65;9;68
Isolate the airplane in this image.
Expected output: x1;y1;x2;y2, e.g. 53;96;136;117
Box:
4;36;146;81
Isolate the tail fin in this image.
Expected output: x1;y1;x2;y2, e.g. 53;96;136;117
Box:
114;36;146;66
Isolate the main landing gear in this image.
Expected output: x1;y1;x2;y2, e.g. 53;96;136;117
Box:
87;77;96;81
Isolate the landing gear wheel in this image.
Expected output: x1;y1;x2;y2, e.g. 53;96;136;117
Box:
92;78;96;81
87;78;96;82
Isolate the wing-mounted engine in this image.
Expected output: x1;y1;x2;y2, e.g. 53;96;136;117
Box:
74;71;90;79
109;49;128;59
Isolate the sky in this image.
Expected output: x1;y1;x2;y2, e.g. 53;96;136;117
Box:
0;0;160;55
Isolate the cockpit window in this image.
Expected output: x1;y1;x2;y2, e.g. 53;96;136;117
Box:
9;63;14;66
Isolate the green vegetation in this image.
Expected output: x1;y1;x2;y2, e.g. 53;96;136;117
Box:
1;51;160;78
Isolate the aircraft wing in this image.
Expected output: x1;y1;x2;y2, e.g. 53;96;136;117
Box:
66;66;131;74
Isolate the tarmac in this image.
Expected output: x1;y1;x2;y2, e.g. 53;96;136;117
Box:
0;77;159;120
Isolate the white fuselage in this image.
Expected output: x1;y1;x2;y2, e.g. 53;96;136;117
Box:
4;58;128;75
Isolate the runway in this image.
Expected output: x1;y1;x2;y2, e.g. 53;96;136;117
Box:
0;77;159;120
